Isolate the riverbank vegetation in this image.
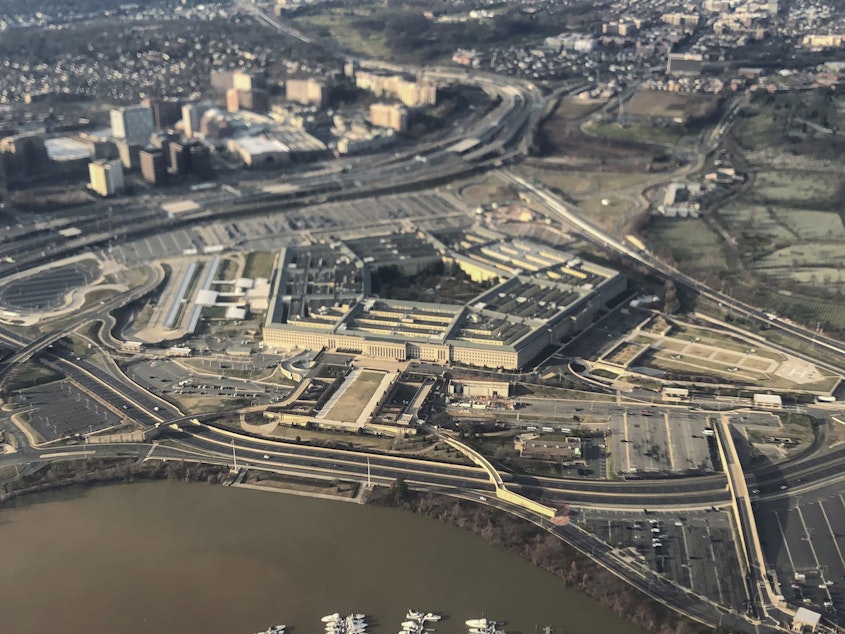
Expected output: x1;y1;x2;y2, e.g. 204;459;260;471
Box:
369;481;721;634
0;458;227;504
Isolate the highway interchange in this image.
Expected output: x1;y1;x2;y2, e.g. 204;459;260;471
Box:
1;42;845;634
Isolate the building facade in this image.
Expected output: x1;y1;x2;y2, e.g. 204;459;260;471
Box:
370;103;408;132
139;147;166;184
285;78;327;107
88;159;124;197
110;105;155;145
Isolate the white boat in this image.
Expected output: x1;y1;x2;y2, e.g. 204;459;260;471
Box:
466;619;488;629
423;614;441;622
352;614;366;620
322;614;341;623
255;627;285;634
407;611;424;620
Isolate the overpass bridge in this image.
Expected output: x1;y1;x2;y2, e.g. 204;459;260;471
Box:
438;432;559;520
715;415;792;628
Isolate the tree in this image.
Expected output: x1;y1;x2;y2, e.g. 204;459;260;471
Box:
389;477;410;504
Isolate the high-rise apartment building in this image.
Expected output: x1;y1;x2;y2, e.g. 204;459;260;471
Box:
148;99;183;129
181;103;210;139
110;105;155;145
139;147;166;185
285;78;327;107
355;72;437;107
88;159;124;197
370;103;408;132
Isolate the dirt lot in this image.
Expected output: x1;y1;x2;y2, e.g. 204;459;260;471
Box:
626;90;717;123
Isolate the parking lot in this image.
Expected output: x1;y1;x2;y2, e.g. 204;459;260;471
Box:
500;399;718;478
610;410;716;476
576;508;748;612
756;486;845;620
106;192;472;266
0;258;101;312
127;358;291;405
9;380;123;442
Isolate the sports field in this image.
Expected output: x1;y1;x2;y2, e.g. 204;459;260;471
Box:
325;370;386;423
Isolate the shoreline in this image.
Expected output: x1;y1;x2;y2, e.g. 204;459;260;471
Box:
0;458;709;634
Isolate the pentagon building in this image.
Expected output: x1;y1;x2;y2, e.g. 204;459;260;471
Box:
263;231;625;370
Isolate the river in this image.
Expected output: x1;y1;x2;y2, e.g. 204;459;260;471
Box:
0;481;646;634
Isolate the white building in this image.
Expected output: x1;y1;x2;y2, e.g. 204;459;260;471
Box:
88;159;124;197
753;393;782;409
110;105;154;145
227;135;290;167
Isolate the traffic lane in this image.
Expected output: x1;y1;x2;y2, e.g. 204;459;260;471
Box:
55;363;161;426
528;485;730;507
48;348;175;415
512;473;729;494
181;435;497;491
182;428;491;480
193;423;731;494
65;364;163;415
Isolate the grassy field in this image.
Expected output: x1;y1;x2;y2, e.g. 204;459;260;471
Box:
648;218;730;275
269;423;397;451
325;370;385;422
553;96;605;120
723;204;845;244
216;257;241;281
5;362;62;392
776;209;845;241
756;291;845;330
243;251;277;280
516;165;650;195
752;243;845;270
458;172;517;204
748;170;843;208
294;9;390;59
584;121;683;146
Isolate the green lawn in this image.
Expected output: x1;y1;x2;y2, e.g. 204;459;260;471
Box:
584;122;683;146
325;370;386;422
243;251;277;280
